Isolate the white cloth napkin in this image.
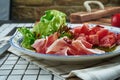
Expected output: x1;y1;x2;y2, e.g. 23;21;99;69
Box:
8;46;120;80
67;63;120;80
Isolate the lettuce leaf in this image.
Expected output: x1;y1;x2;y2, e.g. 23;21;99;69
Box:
33;10;67;38
18;10;68;49
18;27;35;49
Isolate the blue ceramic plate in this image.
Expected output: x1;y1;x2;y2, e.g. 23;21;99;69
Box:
10;24;120;61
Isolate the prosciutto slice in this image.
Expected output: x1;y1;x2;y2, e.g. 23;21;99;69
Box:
32;32;59;53
32;32;105;55
72;40;105;55
46;37;69;55
32;38;46;53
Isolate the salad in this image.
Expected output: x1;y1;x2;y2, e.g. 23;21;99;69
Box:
18;10;120;56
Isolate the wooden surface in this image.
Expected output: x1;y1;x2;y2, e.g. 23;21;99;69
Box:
70;7;120;23
83;17;111;25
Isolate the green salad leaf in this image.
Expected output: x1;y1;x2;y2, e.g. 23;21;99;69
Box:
18;27;35;49
33;10;67;38
18;10;73;49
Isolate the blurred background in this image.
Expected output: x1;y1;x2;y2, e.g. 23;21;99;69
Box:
0;0;120;21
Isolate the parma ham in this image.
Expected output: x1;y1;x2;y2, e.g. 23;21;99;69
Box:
32;24;120;56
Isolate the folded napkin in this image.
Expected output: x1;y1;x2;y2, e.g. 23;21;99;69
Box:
66;63;120;80
8;47;120;80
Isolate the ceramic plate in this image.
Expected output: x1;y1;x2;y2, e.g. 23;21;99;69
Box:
10;24;120;61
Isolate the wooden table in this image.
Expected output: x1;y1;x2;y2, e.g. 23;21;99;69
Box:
0;19;120;80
